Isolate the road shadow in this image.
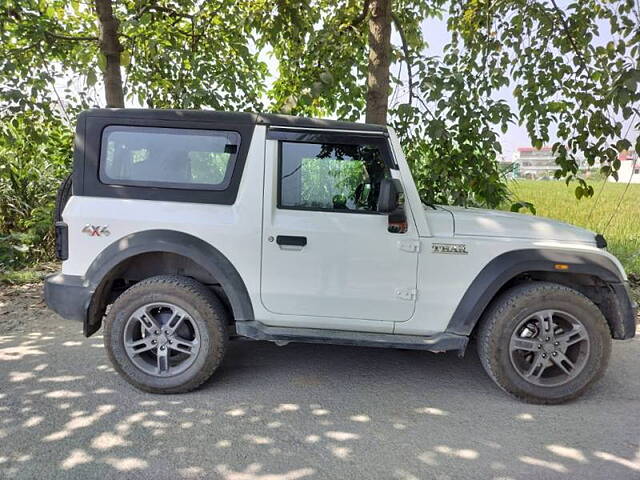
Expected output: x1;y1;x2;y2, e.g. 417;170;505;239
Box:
1;311;639;479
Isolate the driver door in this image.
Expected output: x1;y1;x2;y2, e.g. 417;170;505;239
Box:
260;129;419;323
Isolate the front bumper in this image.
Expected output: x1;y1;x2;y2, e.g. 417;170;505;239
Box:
43;273;91;323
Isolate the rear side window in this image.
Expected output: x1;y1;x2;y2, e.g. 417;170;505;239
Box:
100;126;240;190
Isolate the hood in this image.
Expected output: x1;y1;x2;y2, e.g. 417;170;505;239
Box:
438;206;597;244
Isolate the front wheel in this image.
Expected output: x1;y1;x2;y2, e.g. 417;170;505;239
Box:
104;275;228;393
477;282;611;404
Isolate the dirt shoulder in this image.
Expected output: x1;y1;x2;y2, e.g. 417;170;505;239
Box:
0;282;50;335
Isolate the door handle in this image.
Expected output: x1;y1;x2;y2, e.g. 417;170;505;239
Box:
276;235;307;247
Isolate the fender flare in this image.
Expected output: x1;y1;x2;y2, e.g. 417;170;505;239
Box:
85;230;254;334
444;248;626;336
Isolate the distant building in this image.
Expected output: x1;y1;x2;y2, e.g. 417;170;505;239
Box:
512;147;558;179
609;150;640;184
511;146;594;179
496;153;518;179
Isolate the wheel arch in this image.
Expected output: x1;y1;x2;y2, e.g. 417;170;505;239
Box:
84;230;254;336
445;248;634;340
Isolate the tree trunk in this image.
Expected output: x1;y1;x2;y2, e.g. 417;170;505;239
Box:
365;0;392;125
94;0;124;108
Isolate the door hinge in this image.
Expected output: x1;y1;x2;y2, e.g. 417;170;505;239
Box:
395;288;417;301
398;240;421;253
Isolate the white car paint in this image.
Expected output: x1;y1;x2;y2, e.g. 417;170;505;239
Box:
441;205;598;244
61;123;627;337
260;139;419;323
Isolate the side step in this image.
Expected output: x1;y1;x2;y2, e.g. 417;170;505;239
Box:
234;321;469;355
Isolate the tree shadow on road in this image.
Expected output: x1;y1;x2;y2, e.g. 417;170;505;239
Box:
0;303;639;479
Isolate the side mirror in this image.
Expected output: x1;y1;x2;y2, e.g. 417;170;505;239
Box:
377;178;403;213
377;179;408;233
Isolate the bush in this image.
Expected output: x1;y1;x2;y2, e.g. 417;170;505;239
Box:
0;111;72;270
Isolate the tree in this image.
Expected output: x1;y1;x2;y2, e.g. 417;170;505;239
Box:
0;0;270;269
94;0;124;107
1;0;638;209
0;0;268;113
445;0;640;198
254;0;639;205
365;0;393;124
0;0;637;269
254;0;510;205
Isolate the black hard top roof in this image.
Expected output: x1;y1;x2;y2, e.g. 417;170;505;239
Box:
80;108;388;133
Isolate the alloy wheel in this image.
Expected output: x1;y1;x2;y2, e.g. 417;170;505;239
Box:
123;302;201;377
509;309;590;387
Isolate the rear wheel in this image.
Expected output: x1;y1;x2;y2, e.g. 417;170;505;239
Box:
477;282;611;404
104;275;228;393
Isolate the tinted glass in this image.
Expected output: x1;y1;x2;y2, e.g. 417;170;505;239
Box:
279;141;391;212
100;126;240;189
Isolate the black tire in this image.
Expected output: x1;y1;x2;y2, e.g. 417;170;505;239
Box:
55;173;73;222
104;275;228;393
477;282;611;404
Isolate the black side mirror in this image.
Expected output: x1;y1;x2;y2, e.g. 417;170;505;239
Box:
377;179;407;233
377;178;403;213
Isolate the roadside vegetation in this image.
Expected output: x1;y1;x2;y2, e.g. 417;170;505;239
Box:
0;113;72;272
0;265;54;285
505;180;640;278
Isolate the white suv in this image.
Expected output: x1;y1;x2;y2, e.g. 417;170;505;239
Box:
44;109;637;403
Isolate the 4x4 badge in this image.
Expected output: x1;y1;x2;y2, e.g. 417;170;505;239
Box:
432;243;468;255
82;224;110;237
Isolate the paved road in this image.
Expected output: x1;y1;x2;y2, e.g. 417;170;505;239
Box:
0;285;639;479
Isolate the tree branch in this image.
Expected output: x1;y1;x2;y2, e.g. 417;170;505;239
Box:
549;0;588;74
149;5;194;19
134;1;194;20
132;1;199;39
45;31;98;42
391;13;413;106
416;95;442;124
348;0;371;30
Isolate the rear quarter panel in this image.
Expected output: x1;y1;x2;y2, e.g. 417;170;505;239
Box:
61;126;267;308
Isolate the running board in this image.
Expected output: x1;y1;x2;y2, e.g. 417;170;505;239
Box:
234;321;469;355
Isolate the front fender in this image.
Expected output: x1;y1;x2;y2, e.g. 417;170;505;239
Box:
444;248;635;339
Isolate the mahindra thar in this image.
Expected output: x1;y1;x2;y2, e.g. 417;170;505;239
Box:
44;109;637;403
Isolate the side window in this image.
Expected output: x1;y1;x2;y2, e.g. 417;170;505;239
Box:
100;126;240;190
279;141;391;212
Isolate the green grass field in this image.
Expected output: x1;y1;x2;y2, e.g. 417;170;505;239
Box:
504;180;640;277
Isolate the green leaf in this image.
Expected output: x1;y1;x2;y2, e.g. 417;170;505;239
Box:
575;185;583;200
86;70;97;87
319;72;333;85
623;69;640;91
510;201;536;215
120;51;131;68
615;139;632;152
